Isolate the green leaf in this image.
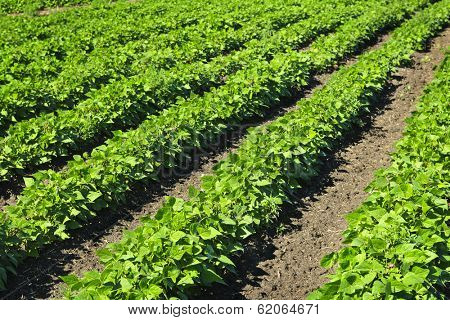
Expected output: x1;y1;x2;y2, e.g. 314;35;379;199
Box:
320;253;336;268
172;198;185;212
197;226;222;240
218;255;235;266
371;238;387;252
170;231;186;243
371;280;385;295
61;275;80;286
254;179;271;186
167;267;180;283
201;268;225;285
146;284;163;299
403;267;429;286
178;275;194;286
97;249;113;263
87;191;102;202
23;177;35;188
120;278;133;292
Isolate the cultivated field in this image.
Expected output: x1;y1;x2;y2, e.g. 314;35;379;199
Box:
0;0;448;300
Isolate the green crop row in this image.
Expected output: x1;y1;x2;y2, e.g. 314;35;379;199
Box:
0;0;307;116
0;3;244;80
0;0;434;291
0;0;311;129
0;0;306;84
0;0;303;85
309;53;449;300
0;0;307;49
0;0;176;48
61;0;450;299
0;0;366;180
0;0;244;50
0;0;93;14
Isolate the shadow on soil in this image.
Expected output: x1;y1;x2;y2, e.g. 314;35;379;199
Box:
0;74;319;300
195;78;400;300
0;28;426;299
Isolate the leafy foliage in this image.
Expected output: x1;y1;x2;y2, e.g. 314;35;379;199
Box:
309;53;450;300
0;0;93;14
0;0;315;129
62;1;449;299
0;0;428;274
0;0;365;179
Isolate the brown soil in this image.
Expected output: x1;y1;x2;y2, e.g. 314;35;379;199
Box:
1;27;447;300
0;40;368;300
202;27;450;300
0;181;20;211
0;145;238;299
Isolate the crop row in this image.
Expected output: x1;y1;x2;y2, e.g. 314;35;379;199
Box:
0;0;367;179
0;0;92;14
0;0;302;83
0;0;294;101
0;0;248;48
61;0;450;299
0;0;314;129
0;0;435;291
309;53;449;300
0;0;190;51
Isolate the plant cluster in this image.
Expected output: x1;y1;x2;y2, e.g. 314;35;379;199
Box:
0;0;434;291
0;0;93;15
37;1;450;299
309;52;449;300
0;0;365;179
0;0;313;129
61;0;450;298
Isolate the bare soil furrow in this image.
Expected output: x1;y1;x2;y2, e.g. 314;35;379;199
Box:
202;27;449;300
1;26;438;300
